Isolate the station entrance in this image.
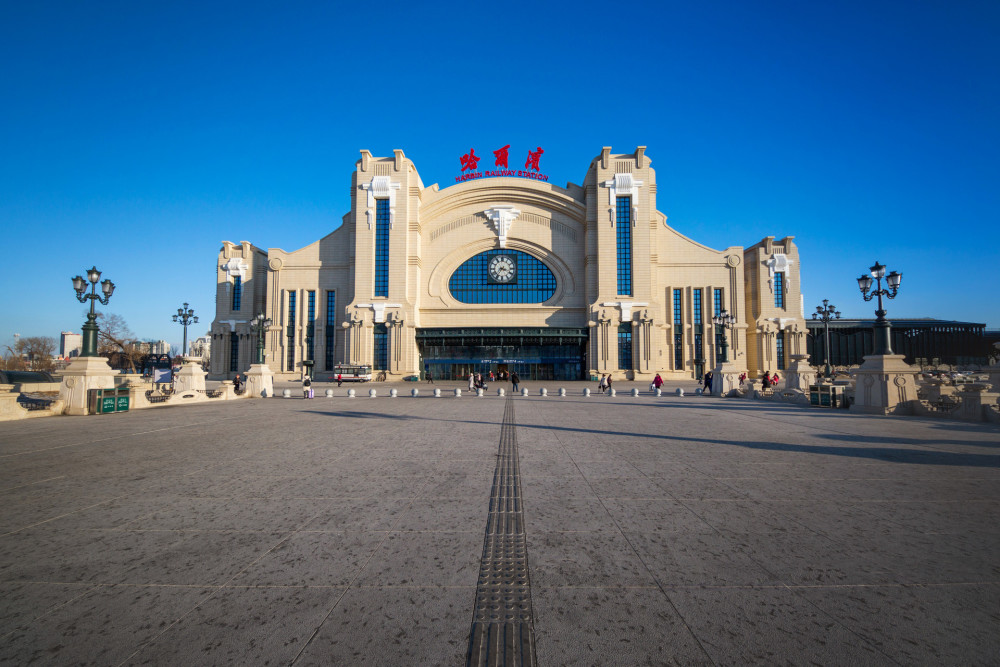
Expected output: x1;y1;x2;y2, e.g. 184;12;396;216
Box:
416;327;588;382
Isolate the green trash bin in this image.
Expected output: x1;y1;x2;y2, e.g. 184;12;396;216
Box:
89;388;131;414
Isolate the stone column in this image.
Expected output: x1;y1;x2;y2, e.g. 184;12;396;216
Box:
784;354;816;391
955;384;999;422
173;356;207;393
59;356;117;416
850;354;919;416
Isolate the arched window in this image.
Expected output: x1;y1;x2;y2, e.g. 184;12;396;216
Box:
449;249;556;304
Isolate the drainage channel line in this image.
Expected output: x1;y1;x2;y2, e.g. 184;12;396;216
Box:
466;396;536;667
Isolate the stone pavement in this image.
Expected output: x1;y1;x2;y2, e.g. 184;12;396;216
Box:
0;383;998;665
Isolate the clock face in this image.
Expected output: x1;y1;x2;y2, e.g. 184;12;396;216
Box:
488;254;517;284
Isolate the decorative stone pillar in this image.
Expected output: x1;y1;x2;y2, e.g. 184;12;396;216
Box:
955;384;999;422
174;356;207;393
59;356;117;416
245;363;274;398
850;354;919;416
784;354;816;391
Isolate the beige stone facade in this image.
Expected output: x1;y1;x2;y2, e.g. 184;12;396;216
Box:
210;147;805;382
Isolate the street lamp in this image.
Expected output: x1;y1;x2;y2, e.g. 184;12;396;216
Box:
711;309;736;363
252;313;272;364
857;260;902;356
72;266;115;357
172;303;198;356
811;299;841;379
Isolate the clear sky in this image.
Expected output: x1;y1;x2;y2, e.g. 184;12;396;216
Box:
2;1;998;353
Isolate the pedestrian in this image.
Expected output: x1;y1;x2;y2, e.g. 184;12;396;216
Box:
303;375;313;399
233;374;242;392
739;372;746;386
771;371;780;387
703;371;713;395
511;370;520;392
762;372;771;389
489;370;495;382
426;370;434;383
469;373;476;391
598;374;607;394
337;373;343;387
606;375;612;393
653;373;663;391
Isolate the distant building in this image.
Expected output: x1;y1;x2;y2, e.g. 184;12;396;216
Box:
147;340;171;355
189;335;211;361
806;318;990;367
60;331;82;358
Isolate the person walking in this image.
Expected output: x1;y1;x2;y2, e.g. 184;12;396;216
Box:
598;374;607;394
337;373;343;387
703;370;713;395
511;370;520;393
303;376;313;399
469;373;476;391
653;373;663;391
606;375;613;394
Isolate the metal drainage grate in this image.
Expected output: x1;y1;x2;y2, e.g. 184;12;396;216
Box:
466;397;535;667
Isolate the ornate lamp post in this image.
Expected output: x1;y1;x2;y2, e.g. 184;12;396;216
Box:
172;303;198;357
857;261;902;356
811;299;841;379
252;313;272;364
711;309;736;363
72;266;115;357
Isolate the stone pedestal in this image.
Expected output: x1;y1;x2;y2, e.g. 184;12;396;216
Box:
59;356;117;416
956;385;999;422
988;364;1000;394
850;354;919;416
712;361;744;396
173;356;207;394
785;354;816;391
244;363;274;398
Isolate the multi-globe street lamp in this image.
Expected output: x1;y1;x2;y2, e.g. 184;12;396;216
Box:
252;313;272;364
72;266;115;357
711;309;736;363
857;260;902;356
812;299;841;379
172;303;198;357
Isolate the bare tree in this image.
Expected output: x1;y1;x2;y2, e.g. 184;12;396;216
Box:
2;337;56;371
95;312;144;372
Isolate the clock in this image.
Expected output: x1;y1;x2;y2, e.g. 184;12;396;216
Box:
487;254;517;284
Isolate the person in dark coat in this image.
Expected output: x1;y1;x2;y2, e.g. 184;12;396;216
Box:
703;371;713;395
510;371;520;392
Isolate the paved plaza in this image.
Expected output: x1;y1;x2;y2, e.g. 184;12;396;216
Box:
1;382;998;665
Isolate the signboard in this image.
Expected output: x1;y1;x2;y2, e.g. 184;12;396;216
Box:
154;368;171;383
101;396;116;413
116;395;130;411
456;144;550;183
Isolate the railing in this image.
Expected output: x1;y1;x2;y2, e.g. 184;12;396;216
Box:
16;396;56;411
145;390;171;404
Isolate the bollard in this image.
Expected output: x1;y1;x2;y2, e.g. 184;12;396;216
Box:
655;388;661;397
675;388;684;396
348;388;356;398
389;388;397;398
521;388;529;396
695;388;703;395
282;389;292;398
609;388;616;397
433;388;441;397
540;388;547;396
477;388;484;397
583;387;591;397
558;387;566;396
369;389;377;398
325;389;334;397
497;387;505;396
631;388;639;397
411;388;419;397
454;388;462;397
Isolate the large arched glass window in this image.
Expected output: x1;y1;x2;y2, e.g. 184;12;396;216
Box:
449;249;556;304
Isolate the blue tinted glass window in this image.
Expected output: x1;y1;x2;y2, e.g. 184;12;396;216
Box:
616;196;632;296
230;334;239;372
374;199;389;297
232;276;241;311
673;289;683;370
449;249;556;304
286;291;296;372
776;331;786;370
373;323;388;371
618;323;633;370
306;291;315;363
325;291;336;370
775;272;784;308
714;288;724;363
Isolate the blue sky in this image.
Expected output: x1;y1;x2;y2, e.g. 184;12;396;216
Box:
2;1;998;352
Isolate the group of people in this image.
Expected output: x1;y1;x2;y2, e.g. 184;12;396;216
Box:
597;374;613;394
467;370;520;392
761;371;780;388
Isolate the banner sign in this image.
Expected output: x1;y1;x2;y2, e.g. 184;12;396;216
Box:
456;144;550;183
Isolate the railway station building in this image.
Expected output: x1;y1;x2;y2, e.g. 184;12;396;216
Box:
209;146;807;382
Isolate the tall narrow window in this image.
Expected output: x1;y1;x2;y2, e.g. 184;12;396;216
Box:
373;323;388;371
230;334;239;372
714;288;724;363
286;291;296;372
306;291;316;364
616;196;632;296
776;331;786;371
618;323;633;370
232;276;242;311
325;291;336;370
774;272;785;308
673;289;683;370
693;289;703;368
374;199;390;297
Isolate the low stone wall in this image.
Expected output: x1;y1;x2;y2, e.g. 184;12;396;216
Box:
0;385;66;422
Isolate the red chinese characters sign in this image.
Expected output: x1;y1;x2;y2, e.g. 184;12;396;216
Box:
456;144;549;183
